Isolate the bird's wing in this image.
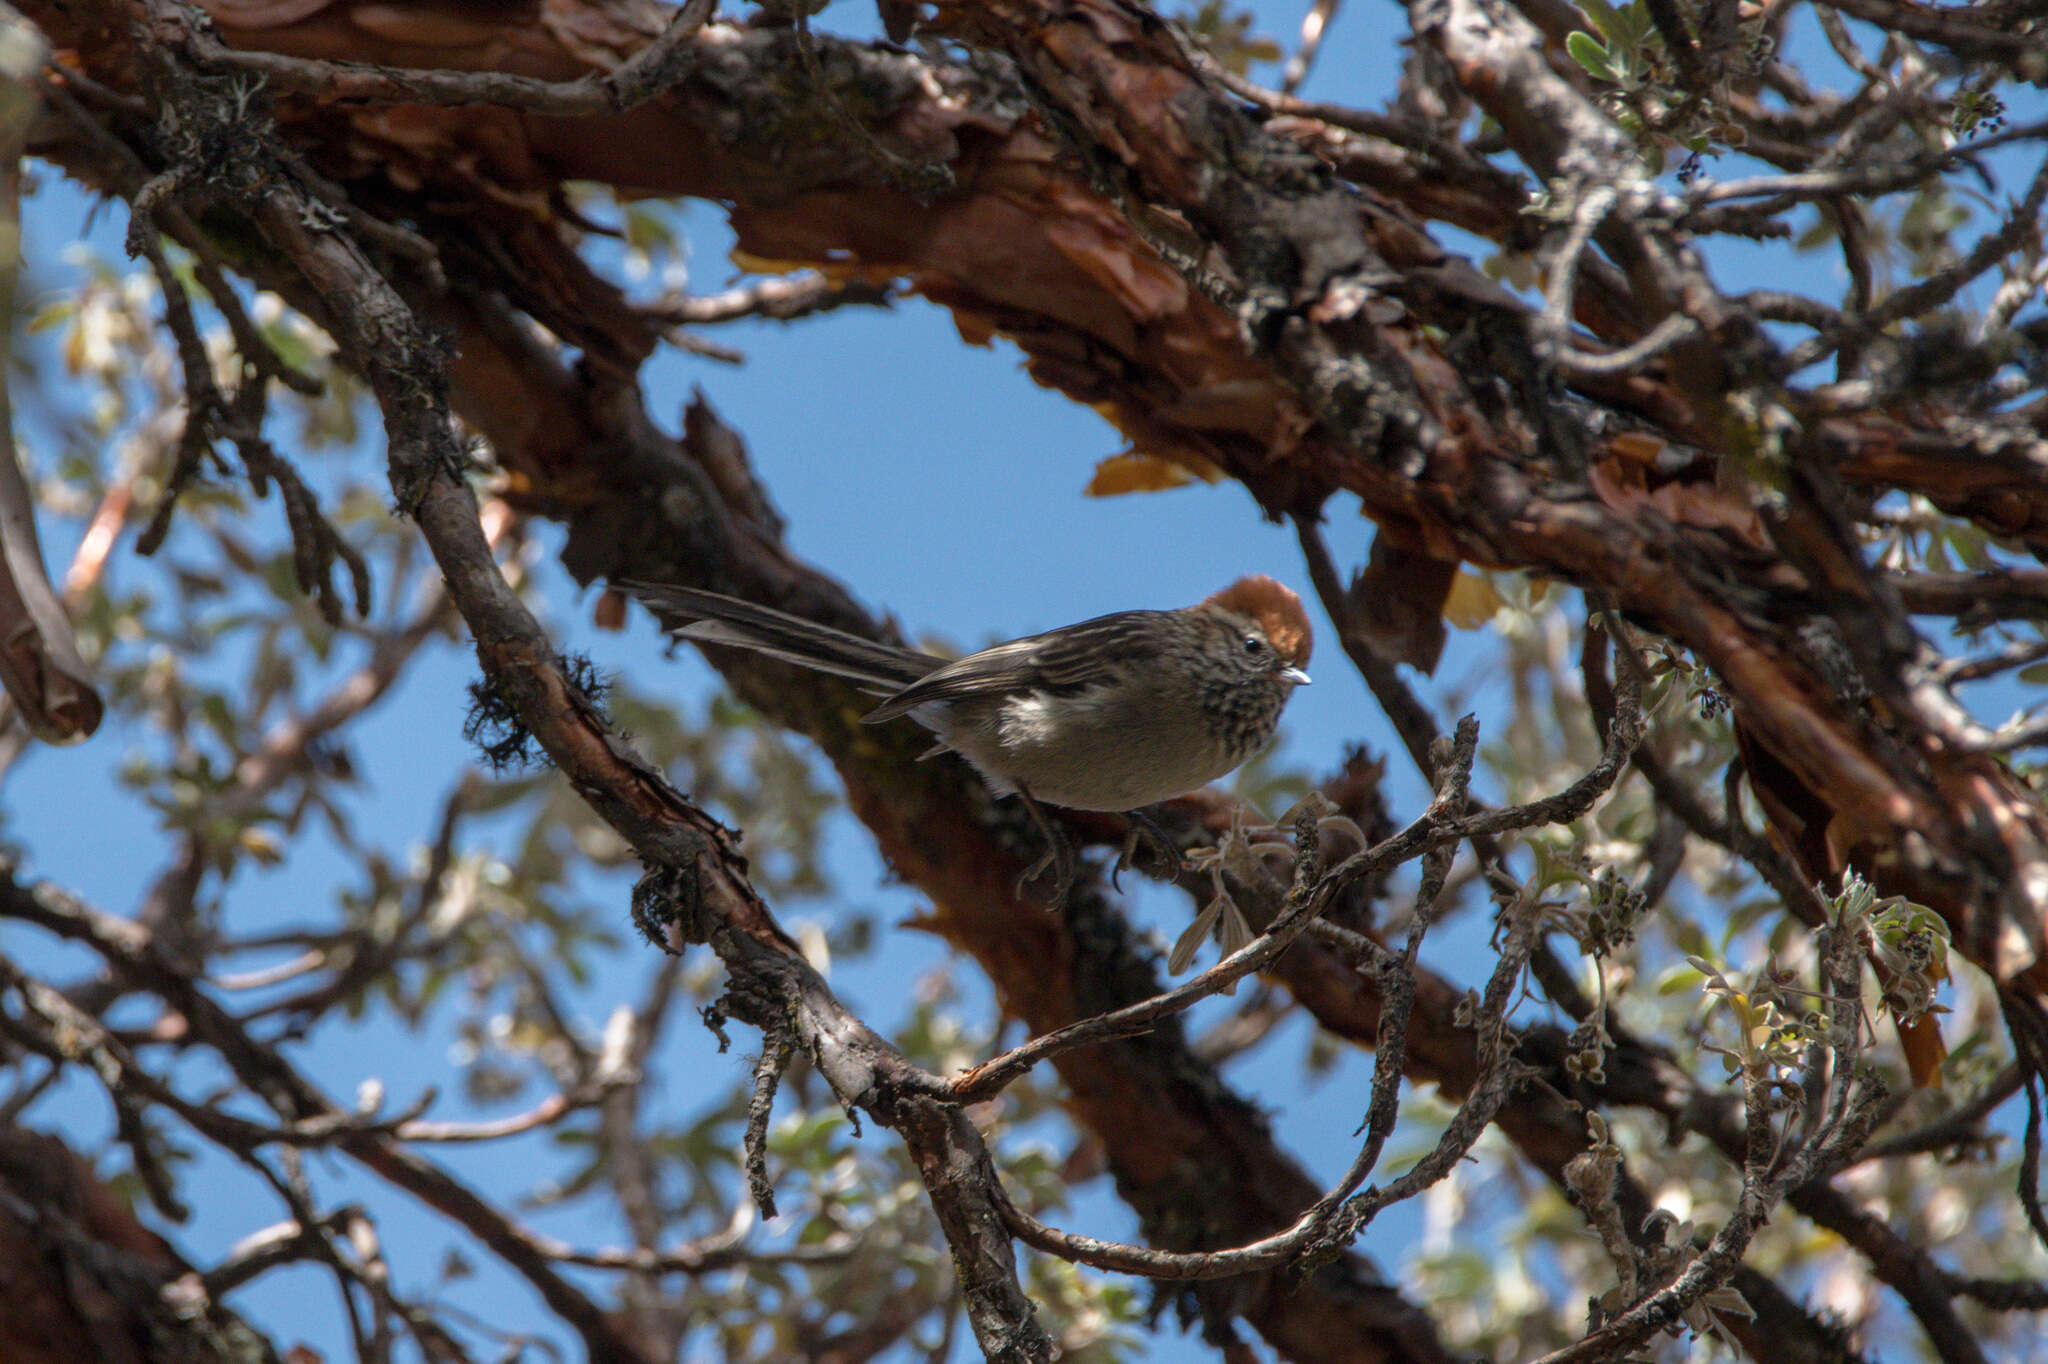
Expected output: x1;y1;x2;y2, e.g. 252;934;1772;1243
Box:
862;610;1169;722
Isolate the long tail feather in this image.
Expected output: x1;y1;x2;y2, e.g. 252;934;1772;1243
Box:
619;581;938;691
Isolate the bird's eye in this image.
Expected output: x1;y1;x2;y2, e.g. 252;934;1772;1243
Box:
1243;635;1267;655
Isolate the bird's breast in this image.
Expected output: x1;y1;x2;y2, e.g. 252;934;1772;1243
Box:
929;682;1271;811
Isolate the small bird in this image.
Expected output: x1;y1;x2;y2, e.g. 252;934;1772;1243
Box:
622;576;1312;898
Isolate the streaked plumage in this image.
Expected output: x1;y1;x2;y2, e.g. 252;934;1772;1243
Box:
622;577;1312;813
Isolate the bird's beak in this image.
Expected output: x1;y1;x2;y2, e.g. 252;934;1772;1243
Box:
1281;667;1311;687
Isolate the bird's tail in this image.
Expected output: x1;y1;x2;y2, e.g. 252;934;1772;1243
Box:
619;581;938;693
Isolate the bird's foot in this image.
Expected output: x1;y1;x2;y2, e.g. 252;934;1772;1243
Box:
1014;789;1078;908
1014;842;1077;906
1112;807;1186;890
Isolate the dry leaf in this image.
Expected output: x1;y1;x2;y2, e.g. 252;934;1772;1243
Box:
1086;452;1201;496
593;587;627;631
1609;431;1667;463
1443;570;1507;628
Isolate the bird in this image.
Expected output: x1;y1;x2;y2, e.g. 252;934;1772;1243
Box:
620;576;1312;901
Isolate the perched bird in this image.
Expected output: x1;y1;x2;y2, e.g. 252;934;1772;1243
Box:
621;576;1313;898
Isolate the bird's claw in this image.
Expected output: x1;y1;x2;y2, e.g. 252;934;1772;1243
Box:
1012;791;1079;907
1111;808;1186;890
1015;842;1076;906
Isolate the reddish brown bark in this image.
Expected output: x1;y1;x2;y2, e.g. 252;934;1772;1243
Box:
0;1125;266;1364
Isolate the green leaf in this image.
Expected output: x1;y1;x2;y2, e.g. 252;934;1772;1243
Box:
26;298;74;333
1607;0;1657;51
1576;0;1625;40
1657;965;1708;995
1567;31;1622;83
